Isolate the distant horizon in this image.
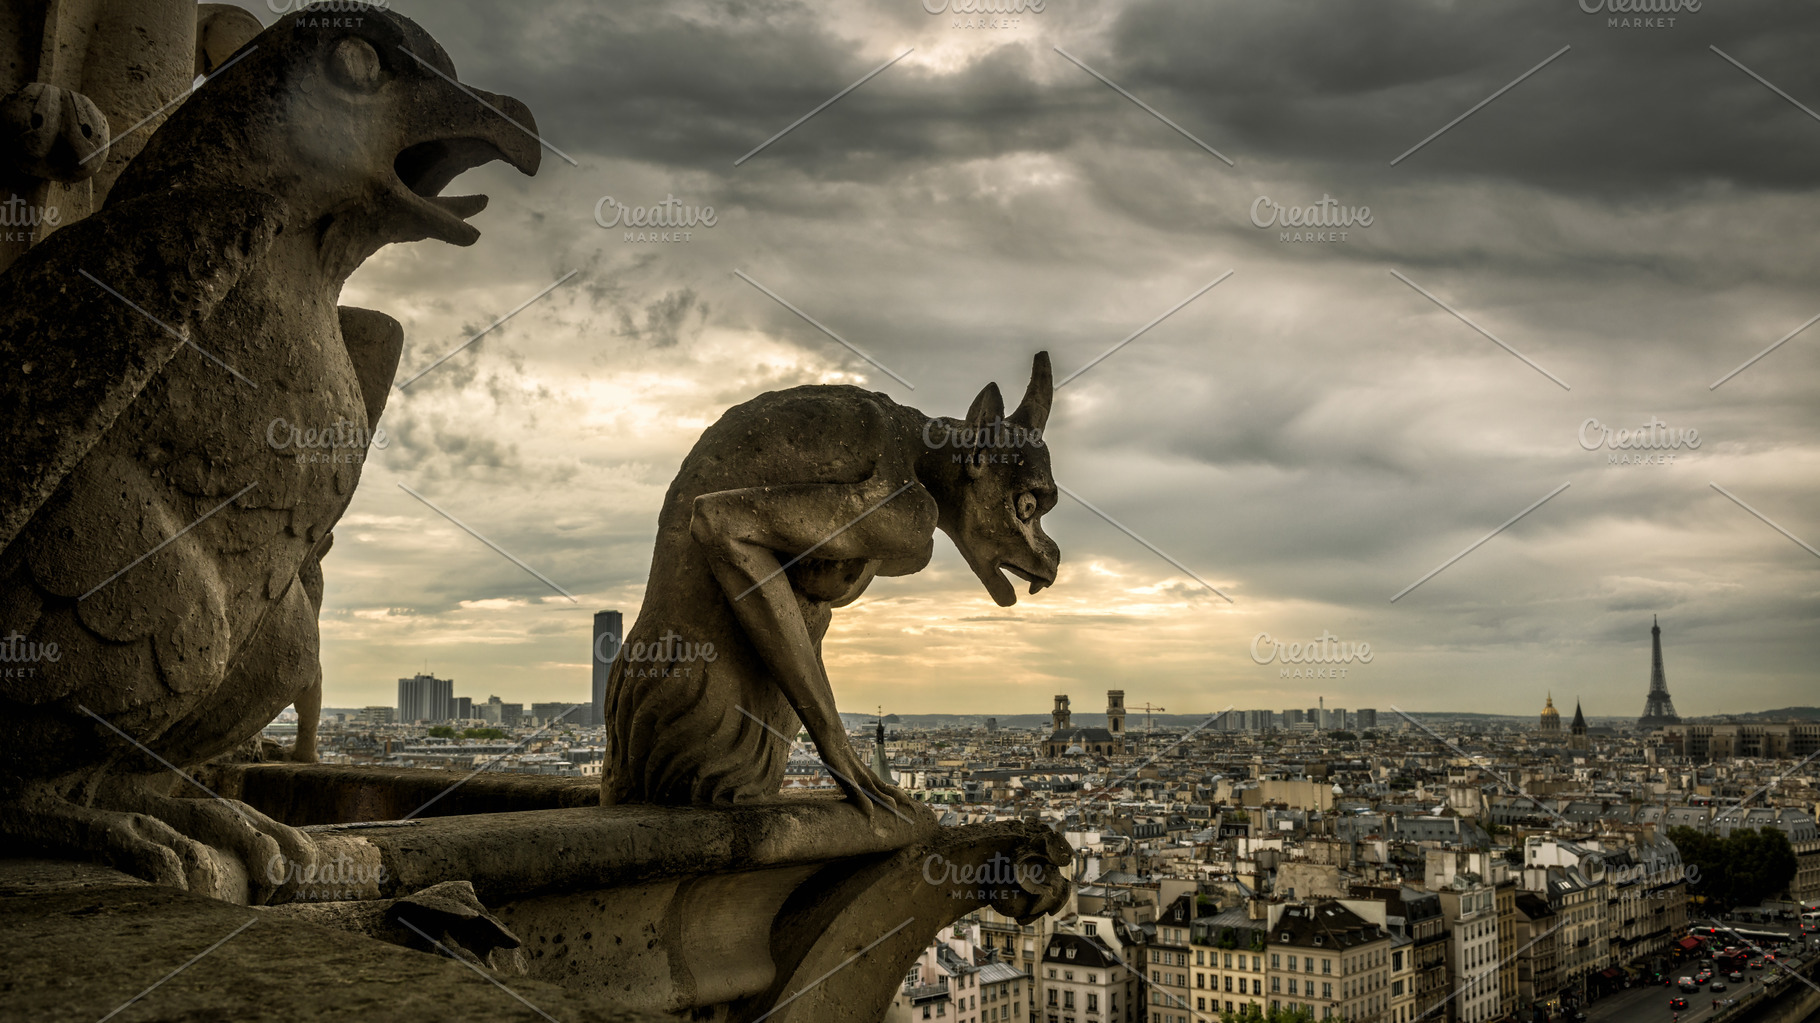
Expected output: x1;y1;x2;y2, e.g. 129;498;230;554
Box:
314;701;1820;726
238;0;1820;720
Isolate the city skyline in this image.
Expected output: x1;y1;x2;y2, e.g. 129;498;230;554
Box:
205;0;1820;718
319;609;1797;720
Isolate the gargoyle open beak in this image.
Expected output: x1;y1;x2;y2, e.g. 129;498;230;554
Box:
1003;563;1055;598
392;86;542;246
968;556;1054;608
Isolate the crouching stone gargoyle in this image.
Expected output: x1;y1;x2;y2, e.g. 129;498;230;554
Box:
603;354;1061;822
0;7;540;902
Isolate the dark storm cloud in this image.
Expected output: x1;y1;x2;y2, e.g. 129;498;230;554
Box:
210;0;1819;713
382;0;1820;197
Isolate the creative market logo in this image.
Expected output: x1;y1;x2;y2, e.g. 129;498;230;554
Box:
1;630;60;683
593;629;719;680
1;195;59;244
594;195;716;244
1578;416;1700;466
924;0;1044;30
1579;0;1698;30
269;0;390;26
267;417;389;466
1251;630;1372;679
922;416;1045;465
1251;195;1372;244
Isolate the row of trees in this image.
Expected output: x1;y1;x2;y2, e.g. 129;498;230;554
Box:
1667;825;1799;912
425;725;507;740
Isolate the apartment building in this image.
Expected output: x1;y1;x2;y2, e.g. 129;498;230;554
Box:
1436;880;1501;1023
1189;905;1268;1019
1042;933;1131;1023
1513;892;1560;1019
1524;836;1612;993
1145;895;1196;1023
1265;901;1392;1022
889;925;1030;1023
1353;885;1448;1020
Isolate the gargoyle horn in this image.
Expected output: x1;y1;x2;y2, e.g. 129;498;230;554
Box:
1008;350;1051;432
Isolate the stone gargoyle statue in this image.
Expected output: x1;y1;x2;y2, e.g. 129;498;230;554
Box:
0;7;540;902
603;354;1062;821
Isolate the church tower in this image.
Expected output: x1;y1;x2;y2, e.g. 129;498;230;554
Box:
869;709;892;783
1051;694;1071;732
1569;700;1588;751
1106;690;1126;739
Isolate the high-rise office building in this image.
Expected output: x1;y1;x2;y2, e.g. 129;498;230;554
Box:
592;609;623;729
478;695;523;728
531;702;584;727
397;673;453;724
452;696;472;721
1283;708;1305;726
1356;708;1377;730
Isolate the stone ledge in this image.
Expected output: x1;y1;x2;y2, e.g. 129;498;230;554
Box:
201;762;603;823
321;796;936;903
0;859;666;1023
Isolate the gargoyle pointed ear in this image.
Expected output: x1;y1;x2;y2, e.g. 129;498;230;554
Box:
1008;351;1052;432
966;381;1005;429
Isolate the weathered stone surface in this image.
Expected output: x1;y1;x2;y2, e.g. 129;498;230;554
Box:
1;1;205;269
604;354;1059;820
0;860;669;1022
0;5;541;902
203;761;604;825
314;794;941;903
208;772;1074;1019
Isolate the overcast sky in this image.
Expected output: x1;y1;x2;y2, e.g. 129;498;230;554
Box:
226;0;1819;719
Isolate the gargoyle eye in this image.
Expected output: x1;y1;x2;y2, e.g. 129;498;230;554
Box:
328;36;385;94
1015;492;1037;521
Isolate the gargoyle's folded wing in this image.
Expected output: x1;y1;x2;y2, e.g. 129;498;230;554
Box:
0;186;285;553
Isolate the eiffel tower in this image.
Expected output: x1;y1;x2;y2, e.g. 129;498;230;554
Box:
1638;615;1681;731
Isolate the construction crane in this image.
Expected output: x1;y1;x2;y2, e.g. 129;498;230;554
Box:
1135;702;1166;735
